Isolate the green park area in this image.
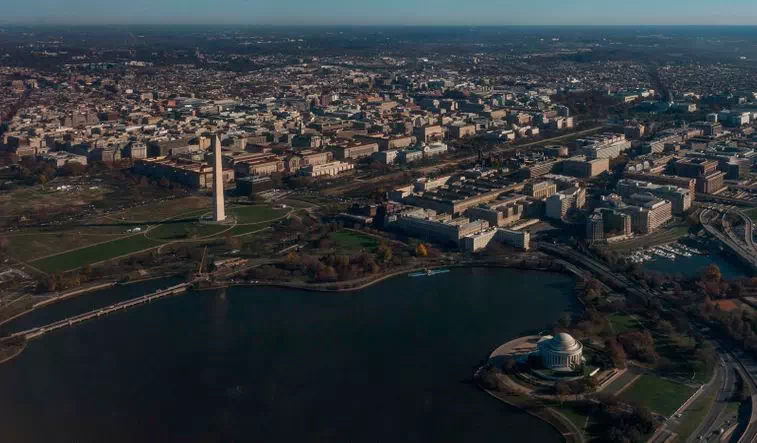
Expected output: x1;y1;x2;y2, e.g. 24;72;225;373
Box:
608;314;642;334
674;386;718;441
31;235;163;273
330;230;379;252
619;374;696;416
232;205;288;224
11;200;292;274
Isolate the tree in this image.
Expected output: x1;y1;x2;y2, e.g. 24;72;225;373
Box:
59;162;87;176
376;244;393;264
558;312;572;329
607;338;627;368
415;243;429;257
248;192;266;203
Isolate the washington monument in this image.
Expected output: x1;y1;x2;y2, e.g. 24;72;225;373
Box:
211;134;226;222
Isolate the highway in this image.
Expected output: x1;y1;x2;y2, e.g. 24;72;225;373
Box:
700;208;757;271
538;242;757;442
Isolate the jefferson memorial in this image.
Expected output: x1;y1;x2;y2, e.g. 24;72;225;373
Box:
537;333;584;372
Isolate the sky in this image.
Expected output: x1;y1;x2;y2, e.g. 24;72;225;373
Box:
3;0;757;26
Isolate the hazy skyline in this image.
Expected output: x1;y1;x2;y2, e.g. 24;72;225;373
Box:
3;0;757;26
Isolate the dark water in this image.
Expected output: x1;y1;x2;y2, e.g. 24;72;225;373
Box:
0;268;577;443
643;253;750;280
0;277;183;335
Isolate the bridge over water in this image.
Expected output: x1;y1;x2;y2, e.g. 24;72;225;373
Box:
8;283;192;341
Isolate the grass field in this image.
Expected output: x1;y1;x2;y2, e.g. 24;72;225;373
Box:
4;232;123;262
8;200;291;273
554;404;589;432
330;231;379;251
0;184;109;217
228;224;274;236
609;314;641;334
107;197;209;222
147;220;228;241
30;234;162;273
619;374;696;416
231;205;288;224
674;385;718;441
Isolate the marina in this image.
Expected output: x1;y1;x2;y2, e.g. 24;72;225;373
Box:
626;241;704;265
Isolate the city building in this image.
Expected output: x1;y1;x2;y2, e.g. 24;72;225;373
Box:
236;175;273;194
621;195;672;234
545;187;586;220
586;212;604;243
562;157;609;178
460;227;531;252
331;142;379;160
524;180;557;200
354;134;413;151
696;171;726;194
465;195;527;227
302;161;354;177
413;125;444;143
576;133;630;160
448;123;476;139
623;173;697;197
392;210;489;245
675;157;718;178
41;151;88;168
616;179;692;215
134;157;234;189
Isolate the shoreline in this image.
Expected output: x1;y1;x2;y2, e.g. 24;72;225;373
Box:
208;258;584;294
0;274;181;329
477;380;584;443
0;258;582;367
0;258;582;334
0;341;27;366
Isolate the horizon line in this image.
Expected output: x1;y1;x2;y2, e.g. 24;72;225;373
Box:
3;22;757;28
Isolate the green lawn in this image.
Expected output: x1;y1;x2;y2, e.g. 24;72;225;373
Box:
228;224;274;236
30;234;162;273
609;314;641;334
554;404;589;431
13;202;289;273
674;386;718;441
231;205;287;224
147;220;227;241
619;374;696;416
330;231;379;251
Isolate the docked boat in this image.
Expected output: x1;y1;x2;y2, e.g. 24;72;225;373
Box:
408;268;451;278
652;248;675;259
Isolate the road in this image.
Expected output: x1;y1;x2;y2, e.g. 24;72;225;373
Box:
538;242;757;442
683;359;738;442
700;208;757;271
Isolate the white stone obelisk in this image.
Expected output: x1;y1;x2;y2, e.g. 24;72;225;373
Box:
211;134;226;222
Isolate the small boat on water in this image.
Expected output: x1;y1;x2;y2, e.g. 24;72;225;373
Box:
408;268;451;278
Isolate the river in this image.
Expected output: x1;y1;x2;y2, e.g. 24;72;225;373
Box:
0;267;577;442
